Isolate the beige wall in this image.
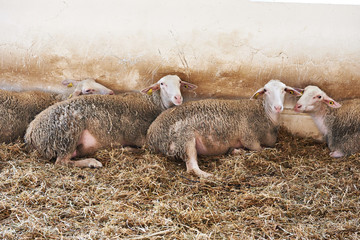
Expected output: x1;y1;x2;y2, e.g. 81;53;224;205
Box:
1;0;359;97
1;0;359;138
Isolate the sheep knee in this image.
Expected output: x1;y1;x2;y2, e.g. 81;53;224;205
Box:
186;158;212;178
230;148;245;155
55;155;74;166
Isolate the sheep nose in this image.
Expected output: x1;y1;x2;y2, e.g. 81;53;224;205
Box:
174;95;183;104
294;103;302;112
274;106;282;113
109;91;114;95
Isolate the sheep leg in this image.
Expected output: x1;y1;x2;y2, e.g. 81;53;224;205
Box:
263;131;277;147
185;139;212;178
230;148;245;155
122;146;143;154
242;140;262;151
73;158;103;168
239;131;263;151
55;155;103;168
55;154;74;166
330;150;344;158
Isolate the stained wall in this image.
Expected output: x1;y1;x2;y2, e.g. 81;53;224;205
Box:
1;0;359;137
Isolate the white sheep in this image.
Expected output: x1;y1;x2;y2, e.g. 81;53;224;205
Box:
62;78;114;97
294;85;359;158
146;80;301;178
0;78;114;143
25;75;197;168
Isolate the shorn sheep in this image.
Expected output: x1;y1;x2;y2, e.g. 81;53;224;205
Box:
146;80;301;178
0;78;114;143
294;85;360;158
25;75;197;168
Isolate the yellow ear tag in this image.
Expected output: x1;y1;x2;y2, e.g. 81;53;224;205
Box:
254;92;260;99
329;101;334;105
67;83;73;88
289;90;294;95
68;93;73;99
147;89;153;96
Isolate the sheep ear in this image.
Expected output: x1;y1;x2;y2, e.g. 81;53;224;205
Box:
294;88;304;95
250;88;265;99
141;83;160;95
180;80;197;90
323;96;341;108
285;87;302;96
62;79;76;88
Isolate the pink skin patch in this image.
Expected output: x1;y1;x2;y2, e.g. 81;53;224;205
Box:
274;106;283;113
71;130;100;159
330;150;344;158
194;135;243;156
71;150;77;158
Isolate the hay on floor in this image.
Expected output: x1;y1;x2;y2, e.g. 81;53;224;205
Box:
0;128;359;239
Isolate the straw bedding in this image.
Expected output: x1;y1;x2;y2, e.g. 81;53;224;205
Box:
0;128;359;239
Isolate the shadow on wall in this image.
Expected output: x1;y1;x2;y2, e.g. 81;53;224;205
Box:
0;53;359;100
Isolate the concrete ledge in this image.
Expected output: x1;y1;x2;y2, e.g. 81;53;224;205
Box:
280;109;323;141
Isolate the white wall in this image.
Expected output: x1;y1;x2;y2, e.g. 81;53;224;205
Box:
0;0;359;99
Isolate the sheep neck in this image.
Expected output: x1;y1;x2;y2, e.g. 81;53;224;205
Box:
151;91;169;111
263;101;280;125
159;90;176;110
309;104;329;136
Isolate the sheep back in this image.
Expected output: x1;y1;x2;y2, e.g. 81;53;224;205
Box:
146;98;278;160
325;99;360;155
0;90;58;143
25;92;163;159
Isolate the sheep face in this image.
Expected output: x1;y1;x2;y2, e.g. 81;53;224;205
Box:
294;86;341;113
252;80;301;114
77;79;114;96
62;78;114;97
141;75;197;109
158;75;184;106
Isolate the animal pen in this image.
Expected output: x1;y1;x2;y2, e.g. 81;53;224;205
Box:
1;0;360;239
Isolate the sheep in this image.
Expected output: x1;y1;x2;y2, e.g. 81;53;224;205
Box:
0;78;114;143
24;75;197;168
61;78;115;97
294;85;360;158
146;80;301;178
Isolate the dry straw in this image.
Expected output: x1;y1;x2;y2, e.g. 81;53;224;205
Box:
0;128;359;239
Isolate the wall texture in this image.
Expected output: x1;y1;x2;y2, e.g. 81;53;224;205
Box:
1;0;359;100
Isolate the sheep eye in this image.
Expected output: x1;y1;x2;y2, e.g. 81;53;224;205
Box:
160;83;164;85
318;95;322;99
263;89;267;93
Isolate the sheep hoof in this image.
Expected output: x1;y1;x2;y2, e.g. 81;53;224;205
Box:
330;151;344;158
74;158;103;168
188;168;213;178
122;146;143;154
